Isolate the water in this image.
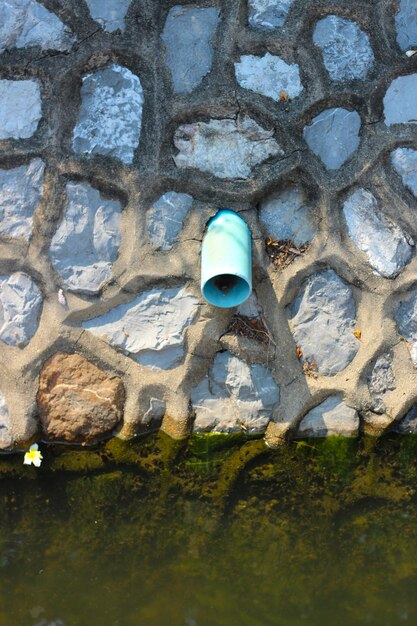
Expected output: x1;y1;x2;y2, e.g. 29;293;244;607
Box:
1;433;417;626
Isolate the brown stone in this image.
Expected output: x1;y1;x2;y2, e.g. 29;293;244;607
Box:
37;353;125;444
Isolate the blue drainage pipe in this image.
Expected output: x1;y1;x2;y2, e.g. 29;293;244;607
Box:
201;209;252;308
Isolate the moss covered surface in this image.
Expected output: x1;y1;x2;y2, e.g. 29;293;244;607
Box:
2;434;417;625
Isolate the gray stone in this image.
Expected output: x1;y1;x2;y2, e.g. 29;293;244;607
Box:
342;188;414;278
50;182;122;295
391;147;417;198
0;392;12;450
297;396;359;438
143;398;166;425
367;353;395;414
146;191;193;251
396;0;417;51
0;80;41;140
85;0;131;33
394;405;417;433
162;6;220;94
174;115;283;179
192;351;279;433
384;74;417;126
0;0;75;54
313;16;374;82
259;185;316;246
236;293;261;318
0;272;42;347
234;53;303;101
0;158;45;240
289;270;359;376
83;286;199;370
72;64;144;164
303;107;361;170
395;291;417;365
248;0;294;30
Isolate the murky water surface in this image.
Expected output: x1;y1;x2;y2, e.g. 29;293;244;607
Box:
1;433;417;626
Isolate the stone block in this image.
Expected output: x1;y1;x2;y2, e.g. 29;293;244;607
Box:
0;272;42;347
235;53;302;101
342;188;413;278
83;287;199;370
303;108;361;170
85;0;131;32
313;15;374;81
72;64;144;164
37;353;125;444
174;115;283;179
289;270;359;376
146;191;193;251
0;0;74;53
50;182;122;294
297;396;359;437
0;158;44;240
162;5;220;94
192;351;279;433
0;80;41;140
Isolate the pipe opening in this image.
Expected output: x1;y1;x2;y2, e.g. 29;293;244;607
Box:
202;273;251;308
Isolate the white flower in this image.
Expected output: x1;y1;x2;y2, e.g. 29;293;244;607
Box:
23;444;43;467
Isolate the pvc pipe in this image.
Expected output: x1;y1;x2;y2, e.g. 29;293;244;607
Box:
201;209;252;308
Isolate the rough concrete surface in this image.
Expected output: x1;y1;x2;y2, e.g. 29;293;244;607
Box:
0;0;416;449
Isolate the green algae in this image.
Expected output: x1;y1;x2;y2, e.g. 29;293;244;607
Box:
1;434;417;625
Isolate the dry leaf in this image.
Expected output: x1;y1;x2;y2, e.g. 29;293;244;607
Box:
353;329;362;340
265;238;309;271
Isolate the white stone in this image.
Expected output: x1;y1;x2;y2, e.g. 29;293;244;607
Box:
342;188;414;278
235;53;303;100
0;272;42;347
395;405;417;433
174;115;283;179
0;158;45;240
395;291;417;365
289;270;359;376
147;191;193;251
83;286;199;370
236;293;261;318
85;0;131;32
391;147;417;198
192;351;279;433
50;182;122;295
0;0;75;54
143;398;165;425
72;64;144;164
303;107;361;170
248;0;294;30
396;0;417;51
0;392;12;449
298;396;359;438
313;15;374;81
0;80;41;140
384;74;417;126
259;185;316;245
368;353;395;414
162;6;220;94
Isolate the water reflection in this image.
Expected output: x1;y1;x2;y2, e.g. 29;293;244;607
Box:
0;433;416;625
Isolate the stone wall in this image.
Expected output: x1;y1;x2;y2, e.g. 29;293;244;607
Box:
0;0;417;450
